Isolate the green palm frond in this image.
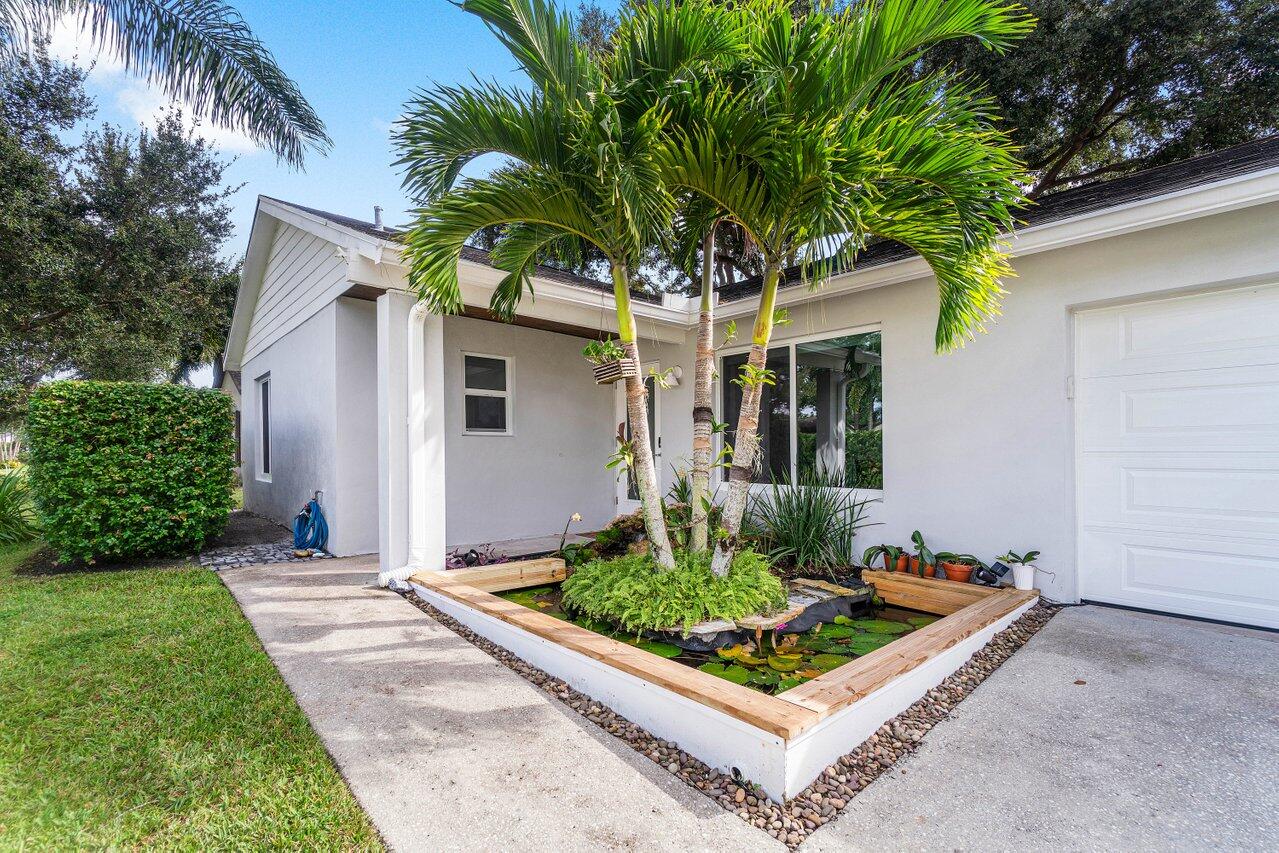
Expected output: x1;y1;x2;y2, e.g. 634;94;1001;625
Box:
461;0;596;98
402;168;598;318
1;0;329;168
395;81;572;202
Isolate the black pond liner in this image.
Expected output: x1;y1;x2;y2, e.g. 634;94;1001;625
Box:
646;583;877;653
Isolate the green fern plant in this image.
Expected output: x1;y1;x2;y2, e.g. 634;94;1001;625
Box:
561;549;785;635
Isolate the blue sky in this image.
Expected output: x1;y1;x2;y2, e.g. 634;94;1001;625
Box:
52;0;620;254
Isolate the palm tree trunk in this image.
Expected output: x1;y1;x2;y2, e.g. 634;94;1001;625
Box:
710;261;781;576
613;263;677;570
689;226;717;553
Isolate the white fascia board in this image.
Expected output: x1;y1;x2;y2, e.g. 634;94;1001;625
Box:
716;165;1279;320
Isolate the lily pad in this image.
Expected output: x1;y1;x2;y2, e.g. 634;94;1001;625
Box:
716;644;745;661
846;632;898;655
846;618;912;634
748;669;781;687
907;615;939;628
635;640;682;658
698;663;752;685
776;677;803;692
809;653;856;672
814;624;859;639
738;653;769;666
767;654;803;672
797;668;823;679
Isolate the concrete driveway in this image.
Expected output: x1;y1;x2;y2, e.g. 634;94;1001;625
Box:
801;605;1279;852
222;558;1278;852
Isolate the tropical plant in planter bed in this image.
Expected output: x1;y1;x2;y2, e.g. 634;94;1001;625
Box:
934;552;985;583
908;530;938;578
862;543;908;573
560;549;786;635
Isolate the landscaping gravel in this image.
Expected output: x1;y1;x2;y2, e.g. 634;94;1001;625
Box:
399;587;1058;849
199;541;333;570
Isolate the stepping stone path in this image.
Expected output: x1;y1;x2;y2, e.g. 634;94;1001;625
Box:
199;539;333;570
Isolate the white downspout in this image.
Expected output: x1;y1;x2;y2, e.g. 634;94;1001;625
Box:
379;300;446;586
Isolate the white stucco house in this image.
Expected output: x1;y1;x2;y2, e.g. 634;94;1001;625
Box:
222;137;1279;630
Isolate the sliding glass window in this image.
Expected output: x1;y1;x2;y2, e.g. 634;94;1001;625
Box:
721;330;881;489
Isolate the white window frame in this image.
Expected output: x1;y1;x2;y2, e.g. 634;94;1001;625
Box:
461;351;514;436
255;373;272;482
715;322;883;496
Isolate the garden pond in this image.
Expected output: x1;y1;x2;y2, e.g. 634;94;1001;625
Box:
497;583;939;695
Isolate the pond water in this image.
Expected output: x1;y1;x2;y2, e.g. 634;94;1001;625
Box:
496;584;939;695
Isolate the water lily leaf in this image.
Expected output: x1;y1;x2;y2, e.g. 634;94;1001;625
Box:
635;640;682;658
833;615;853;625
748;669;780;686
716;644;744;661
698;663;752;685
777;677;803;692
738;654;768;666
847;618;912;634
846;633;898;655
815;624;858;639
535;601;553;609
797;668;823;679
809;653;855;672
907;615;939;628
524;586;555;596
767;655;803;672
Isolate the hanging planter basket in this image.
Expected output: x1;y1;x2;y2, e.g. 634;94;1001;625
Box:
592;358;640;385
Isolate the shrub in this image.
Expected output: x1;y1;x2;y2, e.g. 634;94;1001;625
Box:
26;381;235;562
749;467;877;575
0;471;38;545
561;549;787;634
846;430;883;489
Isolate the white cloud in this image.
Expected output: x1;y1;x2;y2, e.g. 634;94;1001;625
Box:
46;13;261;155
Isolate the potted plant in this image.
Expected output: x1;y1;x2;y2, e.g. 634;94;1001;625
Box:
582;339;638;385
907;530;938;578
934;552;984;583
999;549;1041;591
862;543;907;573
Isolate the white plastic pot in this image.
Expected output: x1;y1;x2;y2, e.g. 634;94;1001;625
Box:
1012;563;1035;591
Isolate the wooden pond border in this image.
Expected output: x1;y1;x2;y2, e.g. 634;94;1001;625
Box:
410;561;1038;800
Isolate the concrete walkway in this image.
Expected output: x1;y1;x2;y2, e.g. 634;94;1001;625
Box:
221;557;781;853
802;605;1279;852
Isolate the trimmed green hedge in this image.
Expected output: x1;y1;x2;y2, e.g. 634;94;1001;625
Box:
26;381;235;562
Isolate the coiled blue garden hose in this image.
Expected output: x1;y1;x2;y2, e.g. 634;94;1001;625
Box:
293;497;329;551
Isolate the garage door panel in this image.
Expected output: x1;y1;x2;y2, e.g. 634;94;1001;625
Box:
1079;454;1279;537
1078;529;1279;628
1075;284;1279;627
1075;284;1279;378
1077;365;1279;453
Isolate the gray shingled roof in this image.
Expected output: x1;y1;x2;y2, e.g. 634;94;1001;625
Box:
262;196;661;303
717;136;1279;304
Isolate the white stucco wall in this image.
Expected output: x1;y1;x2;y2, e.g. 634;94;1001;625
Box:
241;297;380;555
331;297;380;555
442;315;618;545
241;304;338;534
696;201;1279;603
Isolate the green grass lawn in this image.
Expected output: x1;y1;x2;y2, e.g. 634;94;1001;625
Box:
0;543;381;850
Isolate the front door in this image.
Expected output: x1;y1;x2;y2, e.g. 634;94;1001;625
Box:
615;365;660;514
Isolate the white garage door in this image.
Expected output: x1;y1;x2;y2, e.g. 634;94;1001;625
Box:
1075;284;1279;629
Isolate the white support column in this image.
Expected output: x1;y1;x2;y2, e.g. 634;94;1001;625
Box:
377;291;412;583
406;306;447;572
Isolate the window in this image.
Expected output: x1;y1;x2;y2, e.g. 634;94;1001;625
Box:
721;330;882;489
256;374;271;480
463;353;512;434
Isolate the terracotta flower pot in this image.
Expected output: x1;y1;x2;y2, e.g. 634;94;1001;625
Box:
892;554;910;572
908;556;936;578
940;561;974;583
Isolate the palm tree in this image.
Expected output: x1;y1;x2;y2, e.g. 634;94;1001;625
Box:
395;0;745;569
657;0;1033;575
1;0;329;167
